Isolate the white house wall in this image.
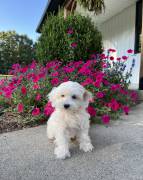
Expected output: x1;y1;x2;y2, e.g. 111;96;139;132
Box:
99;4;136;55
99;4;141;89
76;3;141;89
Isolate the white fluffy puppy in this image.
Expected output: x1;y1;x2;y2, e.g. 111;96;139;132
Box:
47;81;94;159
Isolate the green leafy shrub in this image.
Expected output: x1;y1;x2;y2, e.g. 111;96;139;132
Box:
36;14;102;64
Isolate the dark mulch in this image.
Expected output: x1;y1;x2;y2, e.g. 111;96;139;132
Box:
0;112;25;134
0;111;47;134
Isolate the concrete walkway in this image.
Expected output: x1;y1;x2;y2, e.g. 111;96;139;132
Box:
0;103;143;180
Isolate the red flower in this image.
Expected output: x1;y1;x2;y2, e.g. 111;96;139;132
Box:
110;56;114;60
32;108;40;116
33;75;40;83
93;81;102;88
67;28;74;35
33;83;40;90
21;67;28;73
110;84;121;91
96;92;104;98
35;93;41;101
63;67;75;73
87;106;96;117
71;42;77;48
109;99;120;111
127;49;134;54
102;115;110;124
4;91;12;99
81;78;93;86
122;106;130;115
17;103;24;113
117;57;121;61
108;48;116;52
51;72;59;77
102;62;107;68
51;78;59;86
44;102;55;116
30;60;36;69
21;86;27;95
122;56;128;60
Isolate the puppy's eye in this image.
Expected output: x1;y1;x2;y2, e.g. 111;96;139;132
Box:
61;95;65;97
72;95;77;99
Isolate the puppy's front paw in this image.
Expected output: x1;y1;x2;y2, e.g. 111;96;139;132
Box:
54;147;71;159
80;143;94;152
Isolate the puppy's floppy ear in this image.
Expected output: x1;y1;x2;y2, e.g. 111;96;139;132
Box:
83;90;92;107
47;87;57;105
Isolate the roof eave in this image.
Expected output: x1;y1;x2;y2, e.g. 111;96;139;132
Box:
36;0;66;33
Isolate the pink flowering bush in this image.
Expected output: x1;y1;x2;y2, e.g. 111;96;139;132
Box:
0;49;138;125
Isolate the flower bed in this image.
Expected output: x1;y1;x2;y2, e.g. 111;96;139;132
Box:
0;49;138;130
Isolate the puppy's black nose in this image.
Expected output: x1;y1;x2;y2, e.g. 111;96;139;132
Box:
64;104;70;109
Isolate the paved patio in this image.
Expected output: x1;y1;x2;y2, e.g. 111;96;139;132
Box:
0;103;143;180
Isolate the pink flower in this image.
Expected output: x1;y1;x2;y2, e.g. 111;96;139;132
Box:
35;93;41;101
102;62;107;68
63;67;75;73
0;79;5;86
95;72;105;81
30;60;36;69
110;56;114;60
87;106;96;117
110;84;121;91
122;56;128;60
109;99;120;111
51;78;59;86
38;72;46;79
4;91;12;99
119;88;128;95
67;28;74;35
78;67;91;75
102;115;110;124
117;57;121;61
108;49;116;52
73;61;83;68
71;42;77;48
100;53;106;59
96;92;104;98
130;91;138;101
81;78;93;86
33;83;40;90
12;63;20;70
17;103;24;113
32;108;40;116
127;49;134;54
21;86;27;95
51;72;59;77
93;81;102;88
21;66;28;73
122;106;130;115
44;102;55;116
33;75;40;83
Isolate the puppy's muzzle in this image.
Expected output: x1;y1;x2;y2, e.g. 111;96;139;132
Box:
64;104;70;109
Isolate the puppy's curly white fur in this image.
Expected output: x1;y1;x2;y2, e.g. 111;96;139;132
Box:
47;81;94;159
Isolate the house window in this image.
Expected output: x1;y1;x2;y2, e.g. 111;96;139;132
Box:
134;0;142;53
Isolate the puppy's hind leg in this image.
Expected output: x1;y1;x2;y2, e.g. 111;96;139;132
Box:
54;130;71;159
